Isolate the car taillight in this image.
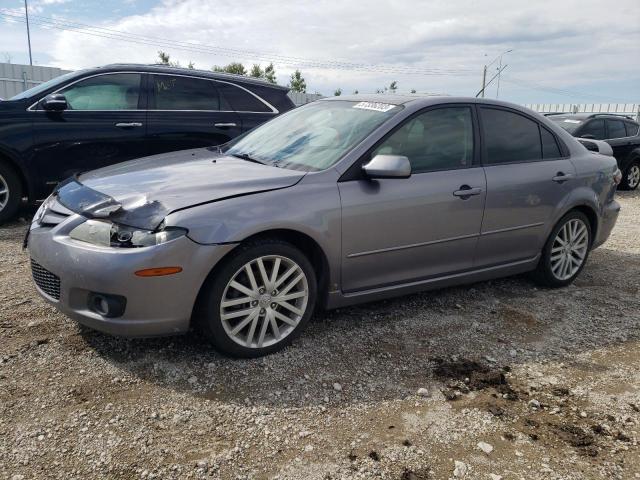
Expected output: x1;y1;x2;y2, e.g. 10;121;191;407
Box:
613;168;622;185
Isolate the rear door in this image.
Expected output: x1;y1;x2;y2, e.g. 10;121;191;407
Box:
476;107;576;267
605;118;636;166
339;105;486;292
29;72;147;192
146;73;242;156
216;81;279;133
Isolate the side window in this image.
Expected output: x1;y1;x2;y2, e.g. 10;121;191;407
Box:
372;107;474;173
625;121;639;137
541;127;561;158
216;83;272;112
481;108;541;164
580;119;606;140
152;75;220;110
60;74;141;110
607;119;627;139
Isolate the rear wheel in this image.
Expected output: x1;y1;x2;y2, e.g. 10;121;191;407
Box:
196;239;317;357
620;160;640;190
0;162;23;224
533;211;592;288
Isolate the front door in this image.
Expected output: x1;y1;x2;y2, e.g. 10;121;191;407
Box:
146;73;242;156
339;106;486;293
29;72;147;197
475;106;576;267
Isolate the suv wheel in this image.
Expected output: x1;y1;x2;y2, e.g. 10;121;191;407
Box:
0;162;23;224
621;161;640;190
196;239;317;358
533;211;592;288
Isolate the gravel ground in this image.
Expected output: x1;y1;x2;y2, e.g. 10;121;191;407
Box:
1;191;639;480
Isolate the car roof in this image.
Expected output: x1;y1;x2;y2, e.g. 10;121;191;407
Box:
546;112;637;122
91;63;290;91
320;94;546;113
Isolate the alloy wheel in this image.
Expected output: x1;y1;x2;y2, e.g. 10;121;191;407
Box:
550;218;589;281
0;172;9;212
220;255;309;349
628;164;640;189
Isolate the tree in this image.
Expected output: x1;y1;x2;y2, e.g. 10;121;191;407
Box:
212;63;247;75
289;70;306;93
389;81;398;93
157;51;171;65
334;88;342;96
410;89;416;94
264;63;277;84
250;64;264;79
353;89;359;94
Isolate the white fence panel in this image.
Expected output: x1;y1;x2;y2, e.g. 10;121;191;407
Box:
0;62;71;99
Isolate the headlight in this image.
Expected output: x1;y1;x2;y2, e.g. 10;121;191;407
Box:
69;220;187;248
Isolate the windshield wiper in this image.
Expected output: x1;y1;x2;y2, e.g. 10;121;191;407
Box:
231;152;265;165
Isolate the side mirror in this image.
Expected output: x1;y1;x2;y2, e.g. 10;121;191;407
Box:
41;93;68;112
580;134;595;139
362;154;411;179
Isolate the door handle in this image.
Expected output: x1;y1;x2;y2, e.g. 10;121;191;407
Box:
552;172;574;183
115;122;143;128
214;123;237;128
453;186;483;198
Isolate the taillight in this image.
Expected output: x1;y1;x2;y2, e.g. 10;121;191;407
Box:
613;168;622;185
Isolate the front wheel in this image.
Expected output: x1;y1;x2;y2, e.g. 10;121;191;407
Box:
533;211;592;288
196;239;317;358
620;161;640;190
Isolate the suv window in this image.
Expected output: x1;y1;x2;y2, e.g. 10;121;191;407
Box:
625;121;639;137
153;75;219;110
373;107;473;173
481;108;541;164
217;83;272;113
580;119;606;139
541;127;561;158
60;74;141;110
607;119;627;139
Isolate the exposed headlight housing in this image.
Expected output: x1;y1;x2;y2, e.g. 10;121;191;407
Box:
69;220;187;248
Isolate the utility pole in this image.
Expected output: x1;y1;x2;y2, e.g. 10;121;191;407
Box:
24;0;33;66
480;65;487;98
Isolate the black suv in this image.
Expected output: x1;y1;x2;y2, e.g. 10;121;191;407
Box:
548;113;640;190
0;64;295;222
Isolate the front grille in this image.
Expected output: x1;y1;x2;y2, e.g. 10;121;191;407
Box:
30;259;61;300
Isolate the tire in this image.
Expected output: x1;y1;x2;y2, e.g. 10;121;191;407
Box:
620;160;640;191
195;239;317;358
533;211;592;288
0;161;23;224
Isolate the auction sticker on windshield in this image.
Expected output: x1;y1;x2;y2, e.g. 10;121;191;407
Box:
353;101;396;112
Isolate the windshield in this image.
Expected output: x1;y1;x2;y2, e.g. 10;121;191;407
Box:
9;70;84;101
225;100;403;171
548;116;584;134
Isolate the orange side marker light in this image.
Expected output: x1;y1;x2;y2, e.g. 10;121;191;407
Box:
135;266;183;277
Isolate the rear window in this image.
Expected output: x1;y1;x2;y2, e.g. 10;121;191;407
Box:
152;75;220;110
625;121;639;137
481;108;542;164
607;119;627;139
217;83;272;112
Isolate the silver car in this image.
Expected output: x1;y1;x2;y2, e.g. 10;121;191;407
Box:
27;96;622;357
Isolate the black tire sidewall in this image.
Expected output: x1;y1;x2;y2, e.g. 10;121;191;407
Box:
0;162;22;223
197;240;317;358
537;211;592;288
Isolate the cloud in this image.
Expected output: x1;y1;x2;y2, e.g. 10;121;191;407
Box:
6;0;640;101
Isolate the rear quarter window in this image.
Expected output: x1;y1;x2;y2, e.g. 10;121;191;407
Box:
625;121;639;137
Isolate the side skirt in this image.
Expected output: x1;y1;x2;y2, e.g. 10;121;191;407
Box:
325;255;540;310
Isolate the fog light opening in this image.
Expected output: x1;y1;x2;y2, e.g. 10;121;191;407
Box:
88;292;127;318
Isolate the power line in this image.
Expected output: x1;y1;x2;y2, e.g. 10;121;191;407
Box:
0;10;475;77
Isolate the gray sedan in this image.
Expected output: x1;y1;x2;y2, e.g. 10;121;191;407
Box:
27;95;622;357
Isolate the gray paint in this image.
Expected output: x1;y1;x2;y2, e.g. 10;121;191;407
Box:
28;95;621;336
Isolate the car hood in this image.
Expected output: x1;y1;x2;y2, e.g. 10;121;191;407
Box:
55;147;306;230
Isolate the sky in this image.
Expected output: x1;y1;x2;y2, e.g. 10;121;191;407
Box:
0;0;639;104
